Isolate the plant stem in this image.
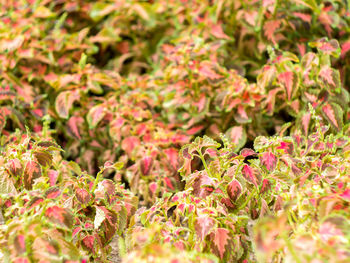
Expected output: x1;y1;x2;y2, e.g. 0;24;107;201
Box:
91;169;104;193
282;233;302;263
234;161;244;179
238;189;256;211
198;150;212;178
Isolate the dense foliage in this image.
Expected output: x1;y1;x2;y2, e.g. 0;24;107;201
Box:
0;0;349;262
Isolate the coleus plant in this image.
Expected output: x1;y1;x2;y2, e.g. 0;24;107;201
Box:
0;1;350;261
0;131;137;262
153;37;349;144
258;38;349;134
222;0;350;84
252;109;350;262
125;108;350;262
125;135;278;262
1;0;349;207
122;223;219;263
1;0;349;146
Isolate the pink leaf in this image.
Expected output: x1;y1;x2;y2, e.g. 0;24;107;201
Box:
121;136;140;156
277;141;293;154
322;103;342;131
301;113;311;135
98;206;117;226
149;182;157;194
193;95;206;112
228;125;246;146
198;62;221;79
72;227;81;237
13;259;30;263
242;164;258;187
187;125;204;135
260;152;277;171
293;12;311;23
240;148;256;157
319;222;343;243
263;20;281;45
14;235;26;253
23;160;42;189
340;189;350;201
140;156;153;175
28;197;44;209
55;90;79;119
297;43;306;56
341;42;350;58
7;158;22;176
164;148;179;170
211;228;230;259
274;195;283;212
235;105;249;123
244;11;258;26
67;116;83;139
76;188;91;204
102;180;116;195
45;187;61;199
221;197;235;209
82;235;95;252
211;24;230;39
278;71;295;100
164;177;174;190
314;39;340;56
45;206;73;228
195;215;215;241
182;147;192;160
192;173;216;198
87;104;106;128
319;66;335;86
227;179;242;202
48;170;59;186
2;36;24;52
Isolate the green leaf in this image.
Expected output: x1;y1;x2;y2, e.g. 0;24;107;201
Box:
67;161;82;176
33;149;52;167
257;65;276;90
281;51;299;63
113;161;124;170
254;136;271;152
79;53;87;69
271;172;292;185
33;6;56;18
90;3;116;22
54;12;68;31
118;207;128;235
118;236;127;258
0;171;17;195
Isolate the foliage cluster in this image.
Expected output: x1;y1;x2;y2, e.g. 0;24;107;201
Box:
0;0;350;262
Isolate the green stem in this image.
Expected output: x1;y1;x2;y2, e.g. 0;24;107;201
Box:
238;189;256;211
282;233;302;263
91;169;105;193
287;211;296;233
198;150;212;178
234;161;244;179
